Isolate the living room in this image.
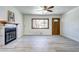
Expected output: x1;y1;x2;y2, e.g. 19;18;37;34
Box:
0;6;79;52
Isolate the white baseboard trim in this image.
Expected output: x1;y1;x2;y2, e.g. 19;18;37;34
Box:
61;34;79;42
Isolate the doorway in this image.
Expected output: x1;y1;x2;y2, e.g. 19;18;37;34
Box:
52;18;60;35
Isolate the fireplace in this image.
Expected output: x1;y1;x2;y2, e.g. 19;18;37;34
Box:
5;24;17;45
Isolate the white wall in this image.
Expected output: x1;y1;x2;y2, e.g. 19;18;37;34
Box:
23;14;60;35
61;7;79;42
0;6;23;38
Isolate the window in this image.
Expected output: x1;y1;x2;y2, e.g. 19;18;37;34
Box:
32;18;49;29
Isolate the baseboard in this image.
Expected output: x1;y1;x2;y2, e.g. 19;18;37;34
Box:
61;34;79;42
23;34;61;36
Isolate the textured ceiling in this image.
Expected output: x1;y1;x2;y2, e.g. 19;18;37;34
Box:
15;6;77;15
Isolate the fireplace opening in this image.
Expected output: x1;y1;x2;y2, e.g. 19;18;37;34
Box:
5;24;17;45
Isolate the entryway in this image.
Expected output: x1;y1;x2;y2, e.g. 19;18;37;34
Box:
52;18;60;35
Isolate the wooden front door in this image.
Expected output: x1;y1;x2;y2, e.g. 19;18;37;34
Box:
52;18;60;35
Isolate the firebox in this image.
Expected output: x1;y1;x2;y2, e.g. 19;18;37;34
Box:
5;24;17;45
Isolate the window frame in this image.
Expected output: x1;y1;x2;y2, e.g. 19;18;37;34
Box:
32;18;49;29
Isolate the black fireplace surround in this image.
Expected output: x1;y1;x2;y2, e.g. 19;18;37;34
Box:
5;25;17;45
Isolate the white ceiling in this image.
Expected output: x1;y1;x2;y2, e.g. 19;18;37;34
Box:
15;6;77;15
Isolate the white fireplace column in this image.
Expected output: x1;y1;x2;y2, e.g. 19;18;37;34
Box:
0;25;5;46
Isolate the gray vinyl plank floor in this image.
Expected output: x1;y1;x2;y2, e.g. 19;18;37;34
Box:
0;36;79;52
